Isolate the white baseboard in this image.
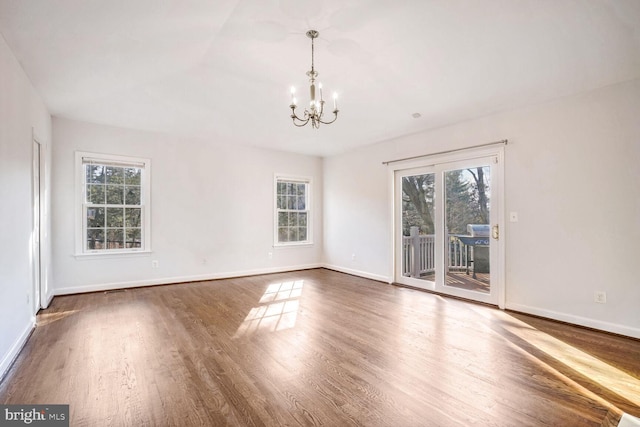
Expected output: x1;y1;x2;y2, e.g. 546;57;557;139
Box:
506;303;640;339
54;263;323;296
321;264;391;283
0;319;35;383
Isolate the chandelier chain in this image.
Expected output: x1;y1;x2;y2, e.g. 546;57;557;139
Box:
310;34;315;74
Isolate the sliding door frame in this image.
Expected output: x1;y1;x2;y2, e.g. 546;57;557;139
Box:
389;145;506;309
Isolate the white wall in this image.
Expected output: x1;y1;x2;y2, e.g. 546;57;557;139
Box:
52;118;323;293
323;78;640;338
0;35;52;377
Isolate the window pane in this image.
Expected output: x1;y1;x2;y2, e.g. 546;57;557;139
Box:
87;184;105;204
87;207;105;228
287;183;295;195
278;227;289;242
125;168;141;185
299;212;307;227
297;183;305;195
126;228;141;248
298;227;307;241
287;196;296;210
87;229;104;250
297;196;306;210
106;166;124;184
277;182;286;195
125;186;141;205
289;227;299;241
86;165;105;184
106;207;124;227
106;228;124;249
125;208;141;228
278;212;288;227
106;185;124;205
289;212;298;226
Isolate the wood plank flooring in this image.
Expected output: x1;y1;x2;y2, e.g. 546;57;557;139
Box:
1;268;639;426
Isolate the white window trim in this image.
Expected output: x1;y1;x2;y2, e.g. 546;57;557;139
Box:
75;151;152;257
273;174;313;247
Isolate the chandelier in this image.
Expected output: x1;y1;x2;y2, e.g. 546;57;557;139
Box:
289;30;339;128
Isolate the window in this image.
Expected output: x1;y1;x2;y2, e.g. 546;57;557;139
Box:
275;176;311;245
76;152;150;254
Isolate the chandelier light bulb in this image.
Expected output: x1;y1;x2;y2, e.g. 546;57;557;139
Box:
290;87;296;106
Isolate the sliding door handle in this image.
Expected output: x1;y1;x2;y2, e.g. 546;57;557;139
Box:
492;225;499;240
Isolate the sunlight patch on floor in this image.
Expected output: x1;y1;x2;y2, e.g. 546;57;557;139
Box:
493;310;640;408
37;310;79;326
234;280;303;338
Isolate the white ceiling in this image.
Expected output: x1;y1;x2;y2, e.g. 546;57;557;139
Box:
1;0;640;157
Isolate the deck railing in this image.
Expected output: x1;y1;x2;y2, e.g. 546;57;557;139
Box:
402;228;470;277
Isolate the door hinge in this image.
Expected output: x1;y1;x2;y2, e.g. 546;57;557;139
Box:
492;224;499;240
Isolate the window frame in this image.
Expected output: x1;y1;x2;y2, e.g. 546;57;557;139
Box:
274;175;313;247
75;151;151;256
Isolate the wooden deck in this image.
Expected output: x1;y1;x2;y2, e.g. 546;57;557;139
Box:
1;268;638;426
416;271;491;293
446;271;490;293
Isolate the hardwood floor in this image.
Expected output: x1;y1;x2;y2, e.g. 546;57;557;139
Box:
1;268;638;426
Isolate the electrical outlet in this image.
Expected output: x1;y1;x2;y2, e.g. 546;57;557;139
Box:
152;260;159;268
594;291;607;304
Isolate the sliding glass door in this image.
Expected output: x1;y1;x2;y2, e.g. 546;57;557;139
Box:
397;168;437;289
394;152;503;306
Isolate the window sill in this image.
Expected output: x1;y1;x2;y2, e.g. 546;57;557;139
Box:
273;242;314;248
74;250;152;260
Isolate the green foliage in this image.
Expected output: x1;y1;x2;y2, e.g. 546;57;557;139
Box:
402;167;490;236
402;174;435;235
445;170;473;234
84;163;143;249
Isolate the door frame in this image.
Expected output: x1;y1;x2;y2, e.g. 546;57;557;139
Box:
390;145;505;309
32;133;47;313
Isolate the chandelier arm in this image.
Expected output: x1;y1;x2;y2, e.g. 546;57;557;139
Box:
318;110;339;125
290;106;305;120
292;119;311;127
290;106;311;126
